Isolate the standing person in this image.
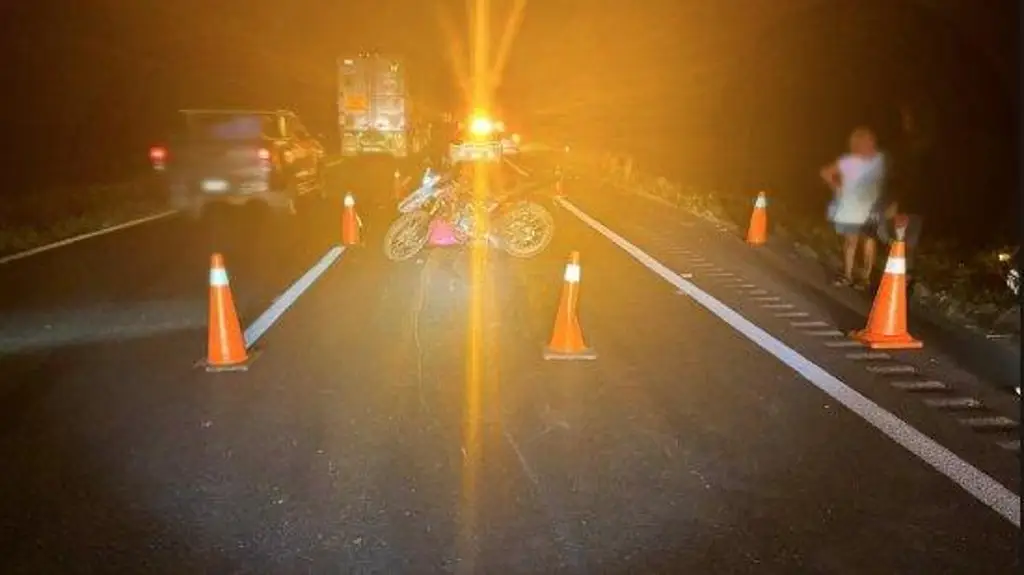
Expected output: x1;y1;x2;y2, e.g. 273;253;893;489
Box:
876;109;926;292
876;200;923;293
820;127;887;290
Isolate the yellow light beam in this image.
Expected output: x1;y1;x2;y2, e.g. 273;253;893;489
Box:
489;0;528;90
458;4;492;572
436;4;471;101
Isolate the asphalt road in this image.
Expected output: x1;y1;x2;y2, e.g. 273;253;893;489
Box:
0;155;1018;574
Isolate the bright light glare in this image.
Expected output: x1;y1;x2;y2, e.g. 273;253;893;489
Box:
469;116;495;136
511;133;521;144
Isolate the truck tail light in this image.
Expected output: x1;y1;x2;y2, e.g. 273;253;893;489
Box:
149;145;167;170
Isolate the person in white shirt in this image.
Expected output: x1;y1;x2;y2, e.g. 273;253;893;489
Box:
819;127;886;290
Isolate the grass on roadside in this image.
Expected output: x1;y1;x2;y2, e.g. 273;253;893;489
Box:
0;176;169;257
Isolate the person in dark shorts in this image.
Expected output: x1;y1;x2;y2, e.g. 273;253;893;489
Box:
876;199;923;292
876;132;925;292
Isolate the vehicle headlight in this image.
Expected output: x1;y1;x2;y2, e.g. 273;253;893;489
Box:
469;116;495;137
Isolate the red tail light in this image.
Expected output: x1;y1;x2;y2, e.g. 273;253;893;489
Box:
149;145;168;171
149;145;167;163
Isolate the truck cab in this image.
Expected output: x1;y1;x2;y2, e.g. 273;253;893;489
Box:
149;109;326;218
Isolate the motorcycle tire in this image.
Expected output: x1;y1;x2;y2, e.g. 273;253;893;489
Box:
383;210;431;262
498;201;555;259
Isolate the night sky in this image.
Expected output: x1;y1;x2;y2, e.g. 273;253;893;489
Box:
0;0;1017;246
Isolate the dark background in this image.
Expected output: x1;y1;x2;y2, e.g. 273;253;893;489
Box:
0;0;1017;249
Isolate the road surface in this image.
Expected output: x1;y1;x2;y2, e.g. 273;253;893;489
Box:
0;154;1018;574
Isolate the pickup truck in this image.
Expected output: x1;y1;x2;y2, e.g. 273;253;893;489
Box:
149;109;327;218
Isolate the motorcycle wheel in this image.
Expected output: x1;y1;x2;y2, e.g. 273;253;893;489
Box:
383;210;431;261
498;201;555;258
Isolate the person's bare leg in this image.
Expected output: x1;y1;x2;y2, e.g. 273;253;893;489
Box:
861;236;877;284
842;233;858;282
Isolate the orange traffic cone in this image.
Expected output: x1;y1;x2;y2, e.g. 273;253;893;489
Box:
543;251;597;360
851;224;922;349
554;166;564;197
201;253;253;371
392;170;402;201
746;191;768;245
342;192;360;246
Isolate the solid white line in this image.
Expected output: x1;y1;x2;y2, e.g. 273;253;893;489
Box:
503;158;532;177
1;159;351;266
555;197;1021;528
243;245;345;348
0;209;179;265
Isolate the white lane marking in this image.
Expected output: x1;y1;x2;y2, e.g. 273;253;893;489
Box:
891;380;948;391
867;364;917;375
793;320;830;328
775;311;810;318
745;289;770;295
503;158;532;177
243;246;345;348
752;296;782;302
555;197;1021;528
806;329;846;337
0;158;346;266
824;340;862;348
733;284;758;290
762;303;795;309
846;351;892;360
0;209;179;265
923;397;982;410
959;416;1018;430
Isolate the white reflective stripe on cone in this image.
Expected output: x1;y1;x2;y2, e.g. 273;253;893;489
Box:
210;268;230;287
564;263;581;283
754;194;767;208
885;257;907;275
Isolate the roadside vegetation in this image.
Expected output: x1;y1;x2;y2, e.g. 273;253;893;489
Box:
0;176;166;256
569;150;1019;337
